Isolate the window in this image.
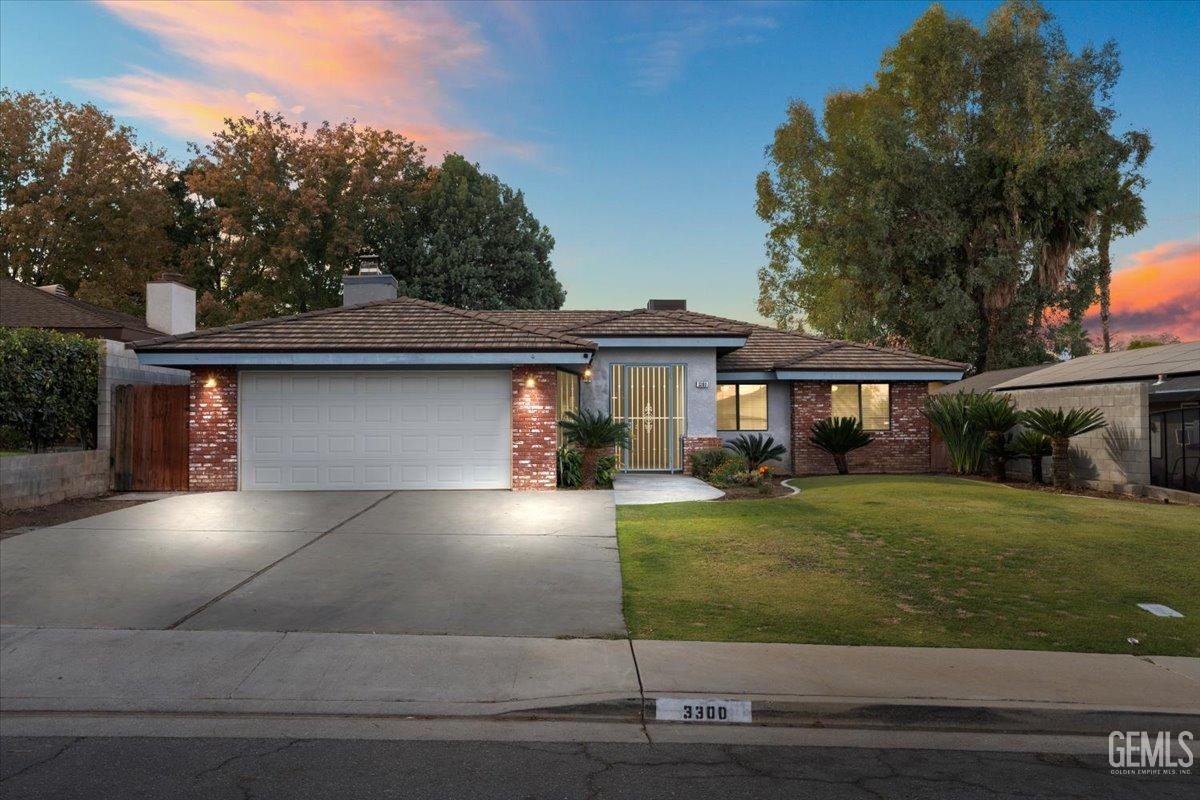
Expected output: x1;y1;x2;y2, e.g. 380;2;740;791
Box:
830;383;890;431
556;370;580;447
717;383;768;431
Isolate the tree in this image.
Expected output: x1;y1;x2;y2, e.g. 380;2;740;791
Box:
756;1;1140;371
1122;333;1180;350
1096;131;1151;352
183;113;426;322
379;153;565;310
1023;406;1107;487
0;90;174;315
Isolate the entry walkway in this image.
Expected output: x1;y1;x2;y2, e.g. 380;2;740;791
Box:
612;474;724;505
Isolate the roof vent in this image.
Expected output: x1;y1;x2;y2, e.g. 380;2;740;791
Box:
647;299;686;311
37;284;69;298
343;252;397;306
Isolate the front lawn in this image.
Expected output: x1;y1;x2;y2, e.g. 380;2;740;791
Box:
617;475;1200;655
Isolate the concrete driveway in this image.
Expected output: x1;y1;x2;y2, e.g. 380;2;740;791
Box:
0;490;624;638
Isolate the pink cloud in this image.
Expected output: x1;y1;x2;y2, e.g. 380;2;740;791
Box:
79;0;525;158
1083;239;1200;342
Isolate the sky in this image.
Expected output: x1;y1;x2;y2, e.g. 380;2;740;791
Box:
2;0;1197;343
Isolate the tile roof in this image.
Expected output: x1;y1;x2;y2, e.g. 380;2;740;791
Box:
716;326;967;373
993;340;1200;390
132;296;594;352
481;308;752;337
1;278;161;340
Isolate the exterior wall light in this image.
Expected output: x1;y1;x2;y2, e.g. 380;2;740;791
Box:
204;376;218;388
582;366;593;382
524;375;536;389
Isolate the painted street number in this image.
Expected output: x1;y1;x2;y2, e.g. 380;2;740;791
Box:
656;697;752;724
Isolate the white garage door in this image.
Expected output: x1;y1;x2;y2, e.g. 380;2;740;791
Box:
239;370;510;490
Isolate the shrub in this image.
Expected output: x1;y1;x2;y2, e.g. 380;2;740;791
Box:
966;393;1023;480
691;447;739;481
923;392;987;475
1023;407;1107;488
558;409;630;489
724;433;786;470
0;328;98;452
709;456;749;487
557;446;582;488
809;417;872;474
1011;430;1052;484
595;454;618;489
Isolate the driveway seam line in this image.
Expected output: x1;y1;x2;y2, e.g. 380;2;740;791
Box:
163;491;400;630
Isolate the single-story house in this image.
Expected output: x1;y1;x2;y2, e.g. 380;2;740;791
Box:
129;263;966;491
990;342;1200;500
0;277;165;342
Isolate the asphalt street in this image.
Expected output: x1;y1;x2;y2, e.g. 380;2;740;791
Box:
2;736;1195;799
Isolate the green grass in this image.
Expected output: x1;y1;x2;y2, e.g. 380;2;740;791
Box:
617;475;1200;655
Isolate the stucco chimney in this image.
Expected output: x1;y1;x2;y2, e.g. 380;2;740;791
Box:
343;252;398;306
146;272;196;335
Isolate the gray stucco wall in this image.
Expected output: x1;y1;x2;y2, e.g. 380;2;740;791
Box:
717;380;792;470
97;340;190;452
999;380;1150;490
580;347;718;437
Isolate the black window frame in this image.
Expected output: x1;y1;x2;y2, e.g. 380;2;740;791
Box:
717;382;769;432
830;383;892;432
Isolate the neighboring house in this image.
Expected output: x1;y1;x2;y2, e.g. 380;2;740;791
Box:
933;364;1051;396
0;278;163;342
992;342;1200;499
130;262;966;492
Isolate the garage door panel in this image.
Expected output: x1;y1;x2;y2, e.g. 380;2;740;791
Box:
240;370;510;490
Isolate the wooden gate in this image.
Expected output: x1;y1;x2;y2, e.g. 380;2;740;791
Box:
111;385;190;491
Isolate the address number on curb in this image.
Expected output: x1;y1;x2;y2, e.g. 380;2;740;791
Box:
655;698;751;723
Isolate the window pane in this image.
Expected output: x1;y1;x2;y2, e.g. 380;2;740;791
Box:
860;384;890;430
830;384;859;421
738;384;768;430
716;384;738;430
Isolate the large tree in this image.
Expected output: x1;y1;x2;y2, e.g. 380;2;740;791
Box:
756;1;1143;370
377;153;565;310
1095;130;1150;352
182;113;426;323
0;90;174;315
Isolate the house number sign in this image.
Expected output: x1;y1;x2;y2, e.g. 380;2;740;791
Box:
655;697;752;723
694;380;710;389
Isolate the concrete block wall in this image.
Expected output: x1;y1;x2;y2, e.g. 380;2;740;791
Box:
0;450;108;510
999;381;1150;489
97;340;189;452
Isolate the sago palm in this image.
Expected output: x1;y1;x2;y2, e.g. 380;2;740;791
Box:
809;417;872;475
724;433;787;470
1011;430;1052;485
558;409;630;489
1022;407;1107;488
966;393;1023;480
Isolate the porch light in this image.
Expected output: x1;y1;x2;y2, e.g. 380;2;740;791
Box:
524;375;536;389
582;366;593;382
204;375;218;388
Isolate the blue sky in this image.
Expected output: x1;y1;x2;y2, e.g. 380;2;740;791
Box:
2;1;1197;331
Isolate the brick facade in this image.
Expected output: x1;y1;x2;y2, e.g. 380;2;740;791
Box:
189;367;238;491
790;381;930;475
511;366;558;490
682;435;723;475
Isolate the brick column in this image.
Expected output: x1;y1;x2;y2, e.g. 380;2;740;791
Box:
791;381;931;475
511;366;558;490
189;366;238;491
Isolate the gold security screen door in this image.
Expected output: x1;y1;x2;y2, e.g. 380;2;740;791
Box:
610;364;686;471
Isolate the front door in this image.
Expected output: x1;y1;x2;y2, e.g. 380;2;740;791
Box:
611;364;686;471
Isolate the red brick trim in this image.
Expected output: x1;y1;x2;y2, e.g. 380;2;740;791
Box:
511;366;558;490
790;381;930;475
682;436;723;475
189;367;238;491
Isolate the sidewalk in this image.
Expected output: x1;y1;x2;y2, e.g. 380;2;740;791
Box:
2;625;1197;723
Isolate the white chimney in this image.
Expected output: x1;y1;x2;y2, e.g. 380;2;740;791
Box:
342;252;398;306
147;272;196;335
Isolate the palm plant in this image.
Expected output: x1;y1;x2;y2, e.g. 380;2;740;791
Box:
1022;407;1107;488
923;392;986;475
966;393;1023;480
1010;430;1052;485
724;433;786;470
557;409;631;489
809;417;872;475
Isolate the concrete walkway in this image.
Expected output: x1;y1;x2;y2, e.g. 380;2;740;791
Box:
4;626;1197;721
613;474;724;505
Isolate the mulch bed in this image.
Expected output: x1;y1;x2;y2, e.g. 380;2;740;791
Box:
0;494;154;537
712;477;796;501
957;475;1164;504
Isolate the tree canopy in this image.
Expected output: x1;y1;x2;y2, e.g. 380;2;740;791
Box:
756;1;1148;370
1;95;566;327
